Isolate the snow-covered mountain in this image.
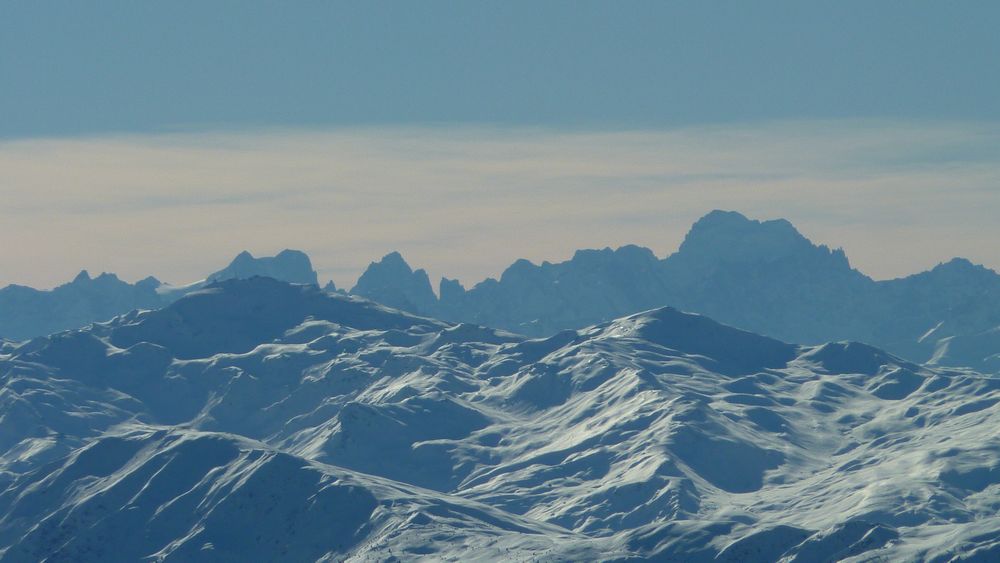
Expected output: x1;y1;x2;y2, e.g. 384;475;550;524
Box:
352;211;1000;372
0;249;319;341
3;277;1000;561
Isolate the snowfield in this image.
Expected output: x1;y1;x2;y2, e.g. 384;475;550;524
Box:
3;277;1000;561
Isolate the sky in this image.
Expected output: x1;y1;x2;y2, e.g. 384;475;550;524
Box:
1;2;998;289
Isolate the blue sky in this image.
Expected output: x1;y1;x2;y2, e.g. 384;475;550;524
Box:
1;2;998;288
4;2;999;137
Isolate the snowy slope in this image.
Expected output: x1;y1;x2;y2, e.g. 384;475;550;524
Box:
3;278;1000;561
0;427;609;562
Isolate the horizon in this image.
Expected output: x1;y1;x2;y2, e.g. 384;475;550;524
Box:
3;4;999;290
6;5;1000;560
3;121;999;290
8;206;998;292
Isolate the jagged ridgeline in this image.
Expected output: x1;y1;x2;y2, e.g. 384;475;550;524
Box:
0;249;320;341
352;211;1000;372
3;211;999;371
3;277;1000;560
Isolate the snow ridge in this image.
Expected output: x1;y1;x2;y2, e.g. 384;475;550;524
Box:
3;277;1000;560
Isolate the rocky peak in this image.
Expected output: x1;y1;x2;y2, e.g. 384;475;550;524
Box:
350;252;438;315
672;210;851;271
208;249;319;286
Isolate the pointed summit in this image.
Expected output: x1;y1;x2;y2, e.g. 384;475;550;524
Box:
380;250;409;267
72;270;92;283
231;250;255;263
351;252;438;315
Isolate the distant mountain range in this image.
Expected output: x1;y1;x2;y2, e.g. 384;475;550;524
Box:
353;211;1000;372
3;277;1000;560
2;211;999;371
0;249;318;341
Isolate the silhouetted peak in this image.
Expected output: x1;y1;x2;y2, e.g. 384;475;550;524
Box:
674;210;842;268
931;257;983;274
695;209;756;228
902;257;1000;287
222;250;258;271
439;277;466;303
59;270;128;291
279;249;311;260
353;253;415;288
351;252;437;314
373;251;414;274
136;276;162;290
500;258;538;283
614;244;659;262
208;249;318;285
684;210;805;248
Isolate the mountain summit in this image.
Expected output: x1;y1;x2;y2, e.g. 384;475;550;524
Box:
3;214;1000;371
351;211;1000;371
0;249;320;341
673;209;852;269
4;276;1000;560
207;249;318;286
350;251;438;315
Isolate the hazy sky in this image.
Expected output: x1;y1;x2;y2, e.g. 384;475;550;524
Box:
1;3;998;288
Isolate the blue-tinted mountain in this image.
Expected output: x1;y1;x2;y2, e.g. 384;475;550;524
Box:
350;251;438;315
0;271;163;341
206;249;318;286
353;211;1000;371
4;277;1000;560
0;249;319;341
